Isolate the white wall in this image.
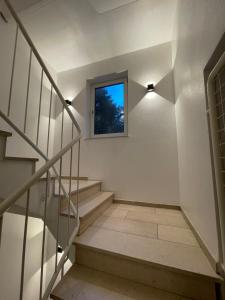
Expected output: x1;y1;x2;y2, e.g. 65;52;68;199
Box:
0;15;56;168
173;0;225;261
57;43;180;205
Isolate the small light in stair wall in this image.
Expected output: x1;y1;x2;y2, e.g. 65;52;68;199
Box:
65;99;72;106
57;245;63;253
147;84;155;92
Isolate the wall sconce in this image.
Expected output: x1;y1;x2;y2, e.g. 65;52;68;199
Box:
147;84;155;92
65;99;72;106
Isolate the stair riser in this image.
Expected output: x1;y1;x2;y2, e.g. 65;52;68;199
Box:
0;160;35;200
60;183;101;212
78;196;113;235
76;246;217;300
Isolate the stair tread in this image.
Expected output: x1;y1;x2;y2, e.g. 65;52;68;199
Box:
75;222;220;281
0;130;12;137
78;192;113;218
4;156;39;162
51;264;189;300
62;192;113;218
55;180;101;196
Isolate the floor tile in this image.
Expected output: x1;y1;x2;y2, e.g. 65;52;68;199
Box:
115;203;156;214
158;225;199;247
156;208;182;216
126;210;188;228
93;215;157;239
103;206;128;219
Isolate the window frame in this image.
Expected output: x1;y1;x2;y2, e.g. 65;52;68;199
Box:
90;77;128;139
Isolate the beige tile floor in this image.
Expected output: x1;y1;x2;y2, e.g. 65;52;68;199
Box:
76;203;219;279
95;204;197;246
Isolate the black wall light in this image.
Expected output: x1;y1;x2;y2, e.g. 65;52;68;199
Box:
65;99;72;106
147;84;155;92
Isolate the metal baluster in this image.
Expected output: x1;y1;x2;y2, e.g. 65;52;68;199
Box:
76;139;81;225
47;86;53;157
24;49;32;133
67;124;74;244
39;170;50;300
8;25;19;116
55;107;64;272
36;69;44;146
19;189;30;300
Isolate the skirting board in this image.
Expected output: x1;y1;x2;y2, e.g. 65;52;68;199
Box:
181;210;218;273
114;199;218;274
113;199;181;210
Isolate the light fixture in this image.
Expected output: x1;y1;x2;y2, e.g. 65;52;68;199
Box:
147;84;155;92
57;245;63;253
65;99;72;106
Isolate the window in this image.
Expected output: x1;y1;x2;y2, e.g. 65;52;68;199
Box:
90;78;128;138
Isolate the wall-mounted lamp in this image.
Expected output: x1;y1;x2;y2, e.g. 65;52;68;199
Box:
147;84;155;92
65;99;72;106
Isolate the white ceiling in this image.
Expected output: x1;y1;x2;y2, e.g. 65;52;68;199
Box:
19;0;177;73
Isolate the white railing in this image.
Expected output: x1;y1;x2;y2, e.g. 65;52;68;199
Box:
0;0;81;299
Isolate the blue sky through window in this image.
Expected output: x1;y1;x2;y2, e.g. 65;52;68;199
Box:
104;83;124;107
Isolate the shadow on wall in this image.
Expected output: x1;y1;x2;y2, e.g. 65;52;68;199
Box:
155;70;175;104
63;69;175;120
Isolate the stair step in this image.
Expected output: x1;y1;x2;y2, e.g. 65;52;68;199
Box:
50;264;191;300
74;205;221;300
55;180;102;197
79;192;114;218
59;180;102;212
4;156;39;162
62;192;114;235
0;130;12;137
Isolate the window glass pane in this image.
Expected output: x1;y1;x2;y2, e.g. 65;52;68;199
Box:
94;82;125;135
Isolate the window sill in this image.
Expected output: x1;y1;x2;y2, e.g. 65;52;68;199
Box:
84;134;129;140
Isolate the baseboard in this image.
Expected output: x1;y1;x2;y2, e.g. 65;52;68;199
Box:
181;210;218;273
113;199;181;210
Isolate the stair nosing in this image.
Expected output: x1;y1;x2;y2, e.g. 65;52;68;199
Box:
56;181;102;197
4;156;39;162
75;242;222;282
0;130;12;137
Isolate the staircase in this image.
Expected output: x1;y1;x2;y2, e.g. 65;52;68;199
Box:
0;1;223;300
51;203;222;300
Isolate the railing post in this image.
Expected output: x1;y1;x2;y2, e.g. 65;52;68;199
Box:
76;139;81;225
39;170;50;300
55;107;64;272
36;69;44;146
8;24;19;117
24;49;32;133
47;86;53;158
20;189;30;300
0;215;3;247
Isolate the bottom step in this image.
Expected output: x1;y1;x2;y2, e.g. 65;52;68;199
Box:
50;264;190;300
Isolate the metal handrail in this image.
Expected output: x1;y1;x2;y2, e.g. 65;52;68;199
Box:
0;1;82;299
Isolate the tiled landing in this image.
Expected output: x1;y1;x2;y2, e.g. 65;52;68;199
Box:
51;264;189;300
76;203;218;279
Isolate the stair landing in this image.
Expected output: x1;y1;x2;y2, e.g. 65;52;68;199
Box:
74;204;221;300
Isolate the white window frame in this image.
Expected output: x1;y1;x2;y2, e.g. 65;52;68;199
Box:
90;77;128;139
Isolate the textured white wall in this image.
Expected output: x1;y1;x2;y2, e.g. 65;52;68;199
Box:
57;43;180;205
173;0;225;261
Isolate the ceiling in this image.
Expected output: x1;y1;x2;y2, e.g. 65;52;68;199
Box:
18;0;177;73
